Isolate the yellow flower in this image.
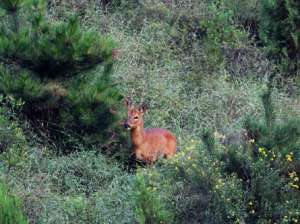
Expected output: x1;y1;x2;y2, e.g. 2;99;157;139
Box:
258;147;267;156
271;151;276;159
289;183;299;189
286;154;293;162
248;201;253;206
248;139;255;143
289;171;297;178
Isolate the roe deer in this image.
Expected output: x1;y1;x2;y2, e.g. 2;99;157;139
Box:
124;97;177;164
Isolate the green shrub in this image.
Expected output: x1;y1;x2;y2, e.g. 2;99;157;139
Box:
133;84;300;223
259;0;300;75
220;82;300;223
46;151;124;195
134;170;174;224
117;0;249;84
224;0;260;26
63;71;123;148
1;147;136;223
0;66;51;109
91;174;135;224
0;0;123;152
135;138;247;224
197;1;247;74
244;82;300;161
0;182;28;224
0;65;123;152
220;144;300;223
0;95;27;171
0;0;115;78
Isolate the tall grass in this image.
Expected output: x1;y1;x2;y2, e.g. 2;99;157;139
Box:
0;182;28;224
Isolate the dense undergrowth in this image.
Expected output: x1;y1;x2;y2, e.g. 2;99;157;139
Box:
0;0;300;223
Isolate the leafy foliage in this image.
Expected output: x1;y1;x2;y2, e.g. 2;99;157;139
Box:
0;0;25;12
222;83;300;223
1;147;135;223
0;182;28;224
0;0;300;223
0;0;115;78
0;65;122;152
259;0;300;74
134;171;173;224
135;83;300;223
0;95;28;171
0;0;122;152
244;82;300;158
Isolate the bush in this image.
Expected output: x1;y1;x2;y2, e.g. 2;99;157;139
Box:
1;1;299;223
259;0;300;75
221;82;300;223
0;0;115;78
134;171;174;224
1;148;136;223
46;151;125;195
134;137;247;224
0;182;28;224
244;82;300;162
0;95;28;171
0;65;122;152
131;80;300;223
0;0;123;152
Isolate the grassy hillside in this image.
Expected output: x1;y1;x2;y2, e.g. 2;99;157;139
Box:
0;0;300;223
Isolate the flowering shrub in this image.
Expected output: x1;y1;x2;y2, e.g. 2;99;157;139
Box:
135;138;247;223
134;171;173;224
222;83;300;223
133;84;300;223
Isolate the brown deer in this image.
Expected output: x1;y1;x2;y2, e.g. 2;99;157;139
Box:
124;97;177;164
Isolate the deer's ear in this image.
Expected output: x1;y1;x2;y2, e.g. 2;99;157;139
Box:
124;97;133;109
139;103;148;114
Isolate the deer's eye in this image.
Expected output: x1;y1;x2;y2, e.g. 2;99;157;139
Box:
134;116;139;120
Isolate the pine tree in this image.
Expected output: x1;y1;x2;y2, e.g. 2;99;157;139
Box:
259;0;300;74
0;0;122;152
221;80;300;223
244;81;300;155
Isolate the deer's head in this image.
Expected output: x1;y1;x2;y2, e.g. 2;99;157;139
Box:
123;97;147;130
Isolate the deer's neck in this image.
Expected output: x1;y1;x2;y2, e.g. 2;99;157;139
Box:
130;122;146;147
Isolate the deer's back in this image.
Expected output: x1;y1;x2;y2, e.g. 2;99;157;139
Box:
144;128;176;143
144;128;176;156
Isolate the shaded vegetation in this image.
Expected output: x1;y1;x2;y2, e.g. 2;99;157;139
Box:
0;0;300;223
0;0;123;153
0;182;28;224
